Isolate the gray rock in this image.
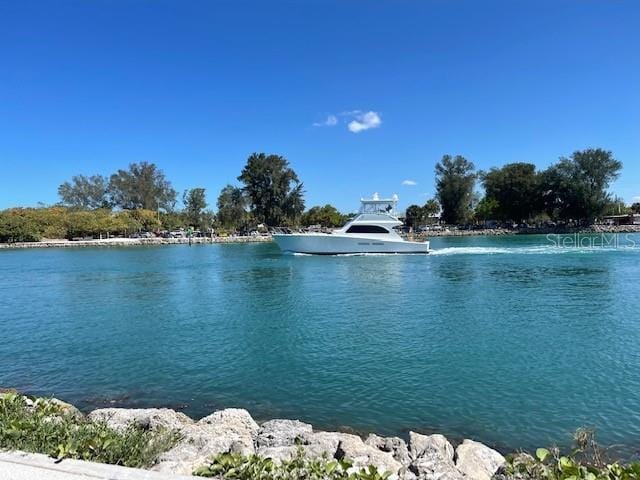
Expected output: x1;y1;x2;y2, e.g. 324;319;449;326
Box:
257;419;313;448
408;432;463;480
455;440;505;480
87;408;194;432
366;433;411;465
256;443;337;463
153;408;258;475
336;433;403;476
197;408;259;440
306;431;354;456
49;398;83;419
409;432;454;462
256;431;354;463
255;445;300;463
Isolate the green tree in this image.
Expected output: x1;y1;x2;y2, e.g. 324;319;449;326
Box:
404;205;424;229
238;153;305;226
31;206;69;238
199;209;216;233
540;148;622;224
65;211;100;239
631;202;640;214
108;162;177;211
423;198;440;219
481;162;540;222
183;188;208;227
435;154;476;225
301;204;344;227
474;196;500;223
58;174;110;209
217;185;247;231
422;198;441;225
159;211;184;231
129;209;161;232
0;209;42;243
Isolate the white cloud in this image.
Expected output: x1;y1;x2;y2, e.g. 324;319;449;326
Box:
313;110;382;132
313;114;338;127
633;196;640;202
402;179;417;186
347;111;382;133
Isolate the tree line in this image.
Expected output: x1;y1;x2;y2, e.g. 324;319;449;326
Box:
1;147;634;243
0;153;308;242
405;148;633;229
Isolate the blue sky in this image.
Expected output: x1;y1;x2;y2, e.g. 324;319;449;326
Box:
1;0;639;212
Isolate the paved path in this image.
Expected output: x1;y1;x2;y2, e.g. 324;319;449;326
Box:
0;451;193;480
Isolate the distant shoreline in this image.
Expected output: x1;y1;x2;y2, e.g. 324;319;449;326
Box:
416;224;640;238
0;235;272;250
1;225;638;249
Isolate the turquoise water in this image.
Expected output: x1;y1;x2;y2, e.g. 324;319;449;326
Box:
1;234;639;454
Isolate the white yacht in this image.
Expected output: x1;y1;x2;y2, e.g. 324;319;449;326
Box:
273;194;430;255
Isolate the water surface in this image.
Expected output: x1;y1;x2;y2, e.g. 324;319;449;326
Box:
1;234;639;454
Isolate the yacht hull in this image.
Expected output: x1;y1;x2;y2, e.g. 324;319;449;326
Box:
272;233;430;255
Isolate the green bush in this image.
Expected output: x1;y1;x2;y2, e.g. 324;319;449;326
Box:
194;448;391;480
500;430;640;480
0;393;179;468
0;209;42;242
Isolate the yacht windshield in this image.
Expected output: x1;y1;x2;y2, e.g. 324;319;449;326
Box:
346;225;389;234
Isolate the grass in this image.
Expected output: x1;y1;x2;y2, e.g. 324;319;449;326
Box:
193;448;391;480
0;392;179;468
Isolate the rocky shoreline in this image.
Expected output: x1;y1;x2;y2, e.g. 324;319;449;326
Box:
90;406;506;479
0;235;272;249
7;393;507;480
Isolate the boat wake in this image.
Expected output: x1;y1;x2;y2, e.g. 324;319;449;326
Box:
291;252;429;257
429;245;636;256
289;245;638;257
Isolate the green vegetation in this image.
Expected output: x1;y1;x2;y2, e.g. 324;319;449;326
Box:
0;392;178;468
538;149;622;225
0;207;162;242
194;449;390;480
0;152;310;242
478;149;623;226
58;174;110;209
301;204;347;228
107;161;177;210
0;208;42;243
238;153;305;226
404;199;440;229
474;196;500;223
58;162;177;211
431;148;625;227
1;147;633;243
217;184;250;232
481;162;540;223
435;155;477;225
183;187;215;232
501;430;640;480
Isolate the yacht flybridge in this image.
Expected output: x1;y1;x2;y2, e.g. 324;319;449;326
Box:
273;194;430;255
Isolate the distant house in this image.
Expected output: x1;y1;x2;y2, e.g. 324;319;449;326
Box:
601;214;640;226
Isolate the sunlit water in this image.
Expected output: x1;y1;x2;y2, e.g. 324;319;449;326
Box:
1;234;639;454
